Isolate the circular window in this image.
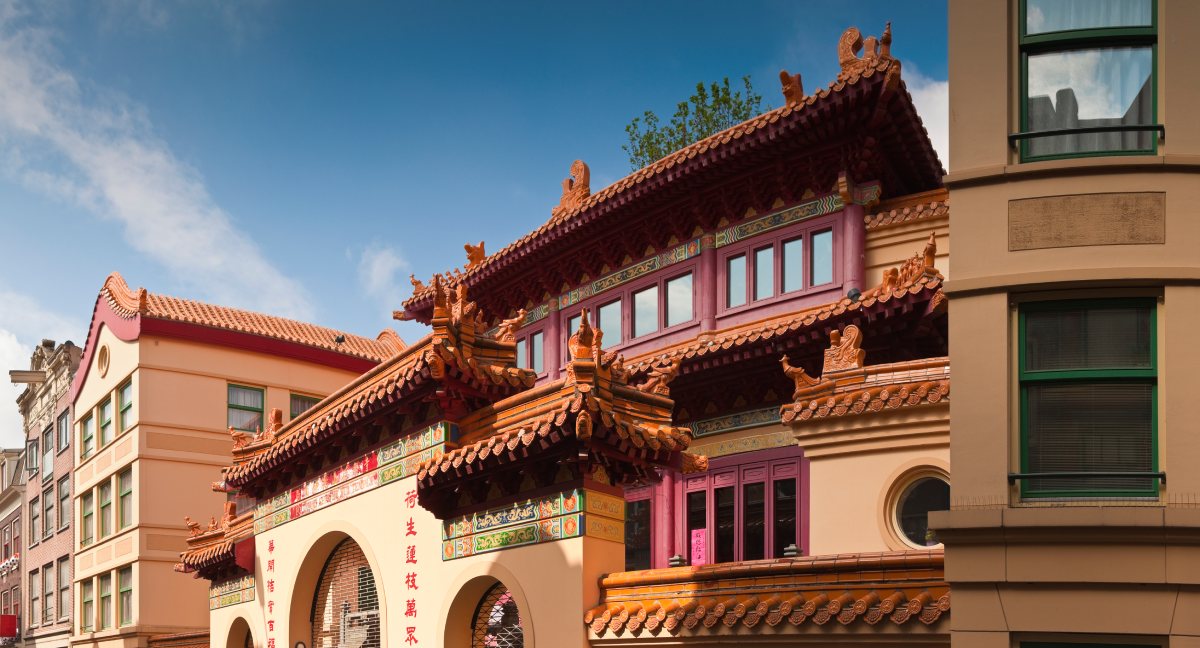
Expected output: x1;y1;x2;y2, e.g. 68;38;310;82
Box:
895;477;950;547
472;582;523;648
98;345;110;378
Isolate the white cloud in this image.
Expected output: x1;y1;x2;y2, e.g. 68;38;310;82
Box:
0;285;84;449
357;243;410;315
903;63;949;170
0;1;314;320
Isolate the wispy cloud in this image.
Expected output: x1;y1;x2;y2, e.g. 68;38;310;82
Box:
0;284;83;448
903;63;949;169
357;243;410;315
0;1;313;319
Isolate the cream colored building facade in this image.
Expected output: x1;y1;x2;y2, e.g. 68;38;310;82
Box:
935;1;1200;647
68;273;403;648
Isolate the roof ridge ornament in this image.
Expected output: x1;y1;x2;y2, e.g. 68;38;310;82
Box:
464;240;486;269
551;160;591;219
878;231;939;295
779;70;805;105
822;325;866;375
837;22;896;83
102;271;148;316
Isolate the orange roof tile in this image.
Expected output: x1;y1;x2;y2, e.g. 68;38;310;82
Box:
781;357;949;423
101;271;404;362
587;550;948;636
176;508;253;576
403;33;942;315
865;192;949;231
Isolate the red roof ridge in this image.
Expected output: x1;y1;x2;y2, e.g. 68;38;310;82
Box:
402;46;918;313
100;270;397;362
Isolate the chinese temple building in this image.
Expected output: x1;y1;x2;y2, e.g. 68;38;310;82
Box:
179;24;954;648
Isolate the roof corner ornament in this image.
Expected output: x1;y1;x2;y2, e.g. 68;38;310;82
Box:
220;501;237;531
551;160;591;219
259;408;283;444
779;70;805;105
879;231;939;295
184;516;202;537
837;22;895;83
567;309;596;360
780;355;821;399
409;274;426;294
636;356;682;397
102;271;149;316
464;241;486;269
822;325;866;375
497;308;527;342
229;425;254;451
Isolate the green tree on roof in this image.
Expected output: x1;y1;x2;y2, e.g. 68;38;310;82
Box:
622;76;767;171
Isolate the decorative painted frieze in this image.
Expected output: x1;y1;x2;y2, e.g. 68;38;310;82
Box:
689;406;783;438
441;488;625;561
690;431;796;459
209;574;255;610
253;421;455;533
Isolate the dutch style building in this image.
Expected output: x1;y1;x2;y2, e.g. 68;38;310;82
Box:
0;451;24;647
179;23;956;648
12;339;82;648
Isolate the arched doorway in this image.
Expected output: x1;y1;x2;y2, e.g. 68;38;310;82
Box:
471;582;524;648
311;538;380;648
226;616;253;648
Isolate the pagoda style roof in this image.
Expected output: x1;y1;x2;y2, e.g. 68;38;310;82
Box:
223;279;537;492
400;24;943;323
781;355;949;423
585;550;948;638
175;503;253;579
416;312;701;517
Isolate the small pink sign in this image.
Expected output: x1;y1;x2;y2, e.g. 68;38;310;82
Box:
689;529;707;566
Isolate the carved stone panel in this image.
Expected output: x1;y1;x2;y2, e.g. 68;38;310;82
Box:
1008;192;1165;251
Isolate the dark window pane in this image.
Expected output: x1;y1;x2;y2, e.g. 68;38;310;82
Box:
515;339;527;369
665;274;693;327
633;286;658;338
624;500;651;570
290;394;320;419
782;238;803;293
753;247;774;301
742;482;764;561
598;301;621;347
772;479;797;558
897;478;949;546
1026;381;1154;493
529;332;544;373
1026;47;1154;157
812;230;833;285
686;491;706;564
1026;0;1152;34
714;486;735;563
727;255;747;308
1025;304;1152;371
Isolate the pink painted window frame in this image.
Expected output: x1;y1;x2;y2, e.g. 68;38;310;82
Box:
559;259;701;355
717;212;842;317
623;485;654;570
678;446;808;565
513;325;547;378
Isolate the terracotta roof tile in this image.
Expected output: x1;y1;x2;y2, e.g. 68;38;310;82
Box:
587;550;948;636
865;193;949;231
101;271;403;362
781;357;949;423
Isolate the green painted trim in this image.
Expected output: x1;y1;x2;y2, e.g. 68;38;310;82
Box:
1018;298;1158;499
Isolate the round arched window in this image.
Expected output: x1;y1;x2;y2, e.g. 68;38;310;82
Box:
472;582;524;648
896;477;950;547
311;538;380;648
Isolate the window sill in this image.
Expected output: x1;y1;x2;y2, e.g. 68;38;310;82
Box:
945;153;1200;188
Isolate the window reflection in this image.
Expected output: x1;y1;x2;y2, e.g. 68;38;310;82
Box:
754;247;774;301
529;332;543;373
782;238;803;293
633;286;658;338
727;255;747;308
598;301;621;348
812;230;833;286
665;274;693;327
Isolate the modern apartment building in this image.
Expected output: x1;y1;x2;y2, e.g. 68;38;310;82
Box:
68;272;404;647
12;339;81;648
934;1;1200;647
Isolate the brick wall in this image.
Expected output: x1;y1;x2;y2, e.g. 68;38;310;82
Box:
311;539;379;648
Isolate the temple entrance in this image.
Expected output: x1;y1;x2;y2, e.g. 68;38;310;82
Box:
311;538;381;648
226;617;253;648
471;582;524;648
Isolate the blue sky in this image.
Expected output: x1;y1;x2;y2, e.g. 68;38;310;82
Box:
0;0;947;445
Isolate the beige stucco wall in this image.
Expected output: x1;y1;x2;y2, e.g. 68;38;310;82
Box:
72;326;374;646
207;471;624;648
865;214;951;284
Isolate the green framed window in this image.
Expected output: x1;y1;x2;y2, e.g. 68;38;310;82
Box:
98;482;112;539
118;469;133;529
98;573;111;629
58;476;70;530
227;384;265;433
118;566;132;626
80;579;93;632
1018;298;1158;498
290;393;321;419
1018;0;1157;161
80;415;94;460
98;398;112;447
118;380;133;433
81;492;94;547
